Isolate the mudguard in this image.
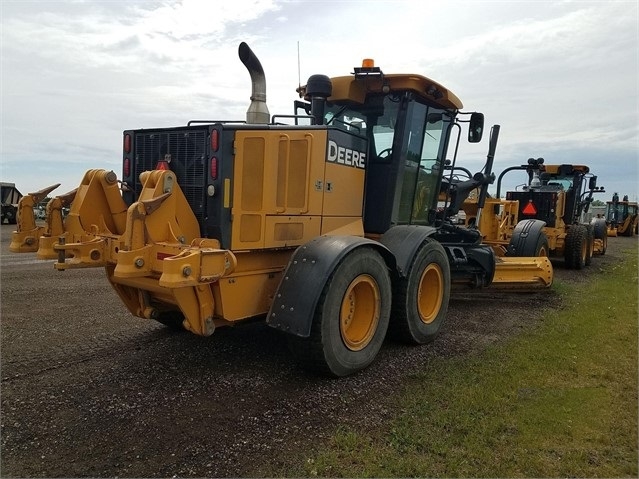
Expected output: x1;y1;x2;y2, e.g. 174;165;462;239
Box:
506;219;546;256
266;235;395;338
378;225;437;277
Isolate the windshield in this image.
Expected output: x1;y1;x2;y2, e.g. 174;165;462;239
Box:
606;202;637;222
541;176;573;190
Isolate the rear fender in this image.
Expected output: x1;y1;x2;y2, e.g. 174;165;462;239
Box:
266;236;395;337
378;225;437;277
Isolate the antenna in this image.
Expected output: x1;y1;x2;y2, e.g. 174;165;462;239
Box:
297;41;301;89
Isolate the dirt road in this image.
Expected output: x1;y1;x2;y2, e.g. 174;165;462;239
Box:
0;224;625;477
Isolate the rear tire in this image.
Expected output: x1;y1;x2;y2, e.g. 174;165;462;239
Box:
288;247;391;377
564;225;588;270
389;238;451;344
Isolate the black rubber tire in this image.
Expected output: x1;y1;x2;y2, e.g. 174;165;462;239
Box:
621;220;634;237
591;218;608;255
591;218;607;239
584;224;594;266
388;238;451;344
508;229;549;257
288;247;392;377
564;225;588;270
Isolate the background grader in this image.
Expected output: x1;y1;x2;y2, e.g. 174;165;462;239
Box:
605;193;638;237
458;158;606;269
1;182;22;225
10;43;552;376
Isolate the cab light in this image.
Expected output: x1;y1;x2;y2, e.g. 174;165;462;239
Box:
362;58;374;68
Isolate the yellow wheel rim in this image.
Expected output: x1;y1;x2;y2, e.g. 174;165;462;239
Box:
417;264;444;324
339;274;380;351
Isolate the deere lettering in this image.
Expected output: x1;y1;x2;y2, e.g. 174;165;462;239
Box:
327;140;366;169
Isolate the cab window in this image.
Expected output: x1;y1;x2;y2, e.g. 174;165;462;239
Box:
397;102;449;224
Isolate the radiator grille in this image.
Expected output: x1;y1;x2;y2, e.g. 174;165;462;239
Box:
133;129;207;224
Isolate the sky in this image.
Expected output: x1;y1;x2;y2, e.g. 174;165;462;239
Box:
1;0;637;202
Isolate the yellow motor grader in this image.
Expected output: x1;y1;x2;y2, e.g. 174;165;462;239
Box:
605;193;638;237
11;43;553;376
455;158;606;269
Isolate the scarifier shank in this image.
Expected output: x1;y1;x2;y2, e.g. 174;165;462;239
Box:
53;169;239;336
9;183;60;252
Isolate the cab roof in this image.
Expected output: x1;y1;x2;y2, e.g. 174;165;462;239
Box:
542;164;590;175
299;72;463;111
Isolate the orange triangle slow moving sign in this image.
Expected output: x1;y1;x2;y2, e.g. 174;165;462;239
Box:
156;160;170;170
522;200;537;215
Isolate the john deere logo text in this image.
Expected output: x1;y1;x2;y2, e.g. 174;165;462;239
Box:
327;140;366;169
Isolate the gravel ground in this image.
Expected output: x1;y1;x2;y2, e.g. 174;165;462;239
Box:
0;223;630;477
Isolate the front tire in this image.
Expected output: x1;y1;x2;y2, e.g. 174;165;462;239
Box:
389;238;451;344
288;247;392;377
591;218;607;255
508;230;549;257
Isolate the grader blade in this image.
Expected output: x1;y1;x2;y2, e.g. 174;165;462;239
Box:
9;183;60;252
490;256;553;290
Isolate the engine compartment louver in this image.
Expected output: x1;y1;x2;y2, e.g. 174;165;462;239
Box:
133;129;208;225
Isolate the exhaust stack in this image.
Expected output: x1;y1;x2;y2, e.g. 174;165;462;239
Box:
238;42;270;124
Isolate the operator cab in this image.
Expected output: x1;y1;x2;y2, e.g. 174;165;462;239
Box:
322;94;453;233
298;60;484;234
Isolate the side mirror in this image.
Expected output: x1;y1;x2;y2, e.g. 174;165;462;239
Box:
468;112;484;143
589;175;597;190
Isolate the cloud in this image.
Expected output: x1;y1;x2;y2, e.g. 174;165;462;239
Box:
1;0;637;200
